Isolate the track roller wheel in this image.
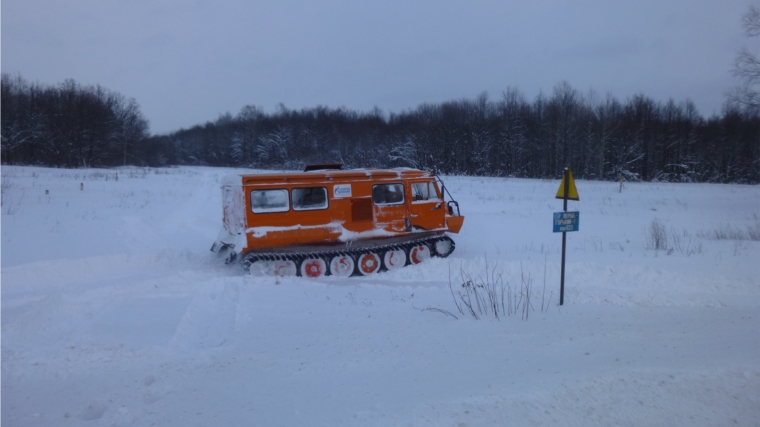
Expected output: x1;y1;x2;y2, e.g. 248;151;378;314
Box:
358;252;381;275
382;248;406;270
329;254;355;277
250;259;297;277
300;257;327;278
433;237;454;258
409;244;431;265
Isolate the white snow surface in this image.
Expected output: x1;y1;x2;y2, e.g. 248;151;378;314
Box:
1;166;759;427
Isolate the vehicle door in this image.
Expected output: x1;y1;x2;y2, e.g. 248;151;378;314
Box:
372;182;409;233
408;180;445;231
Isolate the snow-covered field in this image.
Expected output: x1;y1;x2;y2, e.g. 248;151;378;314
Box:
2;165;759;427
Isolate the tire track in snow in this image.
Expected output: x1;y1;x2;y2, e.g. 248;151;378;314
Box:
167;277;243;354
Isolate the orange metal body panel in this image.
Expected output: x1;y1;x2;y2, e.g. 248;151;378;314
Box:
445;215;465;234
220;168;463;254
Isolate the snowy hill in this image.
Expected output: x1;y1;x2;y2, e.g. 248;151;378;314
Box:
2;166;758;426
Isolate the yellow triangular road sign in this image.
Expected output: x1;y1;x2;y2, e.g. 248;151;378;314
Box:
555;168;579;201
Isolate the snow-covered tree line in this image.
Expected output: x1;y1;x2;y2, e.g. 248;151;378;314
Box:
147;84;758;183
1;74;149;168
2;75;758;183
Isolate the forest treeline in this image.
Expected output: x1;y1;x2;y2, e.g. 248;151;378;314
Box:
1;74;150;168
2;74;759;183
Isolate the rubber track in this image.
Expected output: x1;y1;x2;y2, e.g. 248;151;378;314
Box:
240;235;455;276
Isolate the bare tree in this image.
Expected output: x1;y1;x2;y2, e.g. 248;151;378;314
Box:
497;87;529;177
728;5;760;112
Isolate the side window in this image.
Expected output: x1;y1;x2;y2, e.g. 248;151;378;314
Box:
292;187;328;211
411;183;430;201
373;183;405;205
251;189;289;213
429;182;441;200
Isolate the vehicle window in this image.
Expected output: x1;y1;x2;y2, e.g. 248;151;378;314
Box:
373;183;405;205
412;183;430;201
292;187;328;211
251;189;289;213
429;182;441;200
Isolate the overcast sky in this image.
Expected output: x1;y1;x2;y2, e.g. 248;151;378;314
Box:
2;0;754;134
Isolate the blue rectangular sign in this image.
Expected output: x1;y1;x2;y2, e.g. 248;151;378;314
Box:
553;211;580;232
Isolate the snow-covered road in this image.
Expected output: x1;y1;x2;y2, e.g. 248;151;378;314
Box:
2;166;758;426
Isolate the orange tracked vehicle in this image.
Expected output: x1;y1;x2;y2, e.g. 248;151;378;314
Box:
211;164;464;277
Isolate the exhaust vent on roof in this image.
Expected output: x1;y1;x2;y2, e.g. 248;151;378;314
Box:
304;163;343;172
